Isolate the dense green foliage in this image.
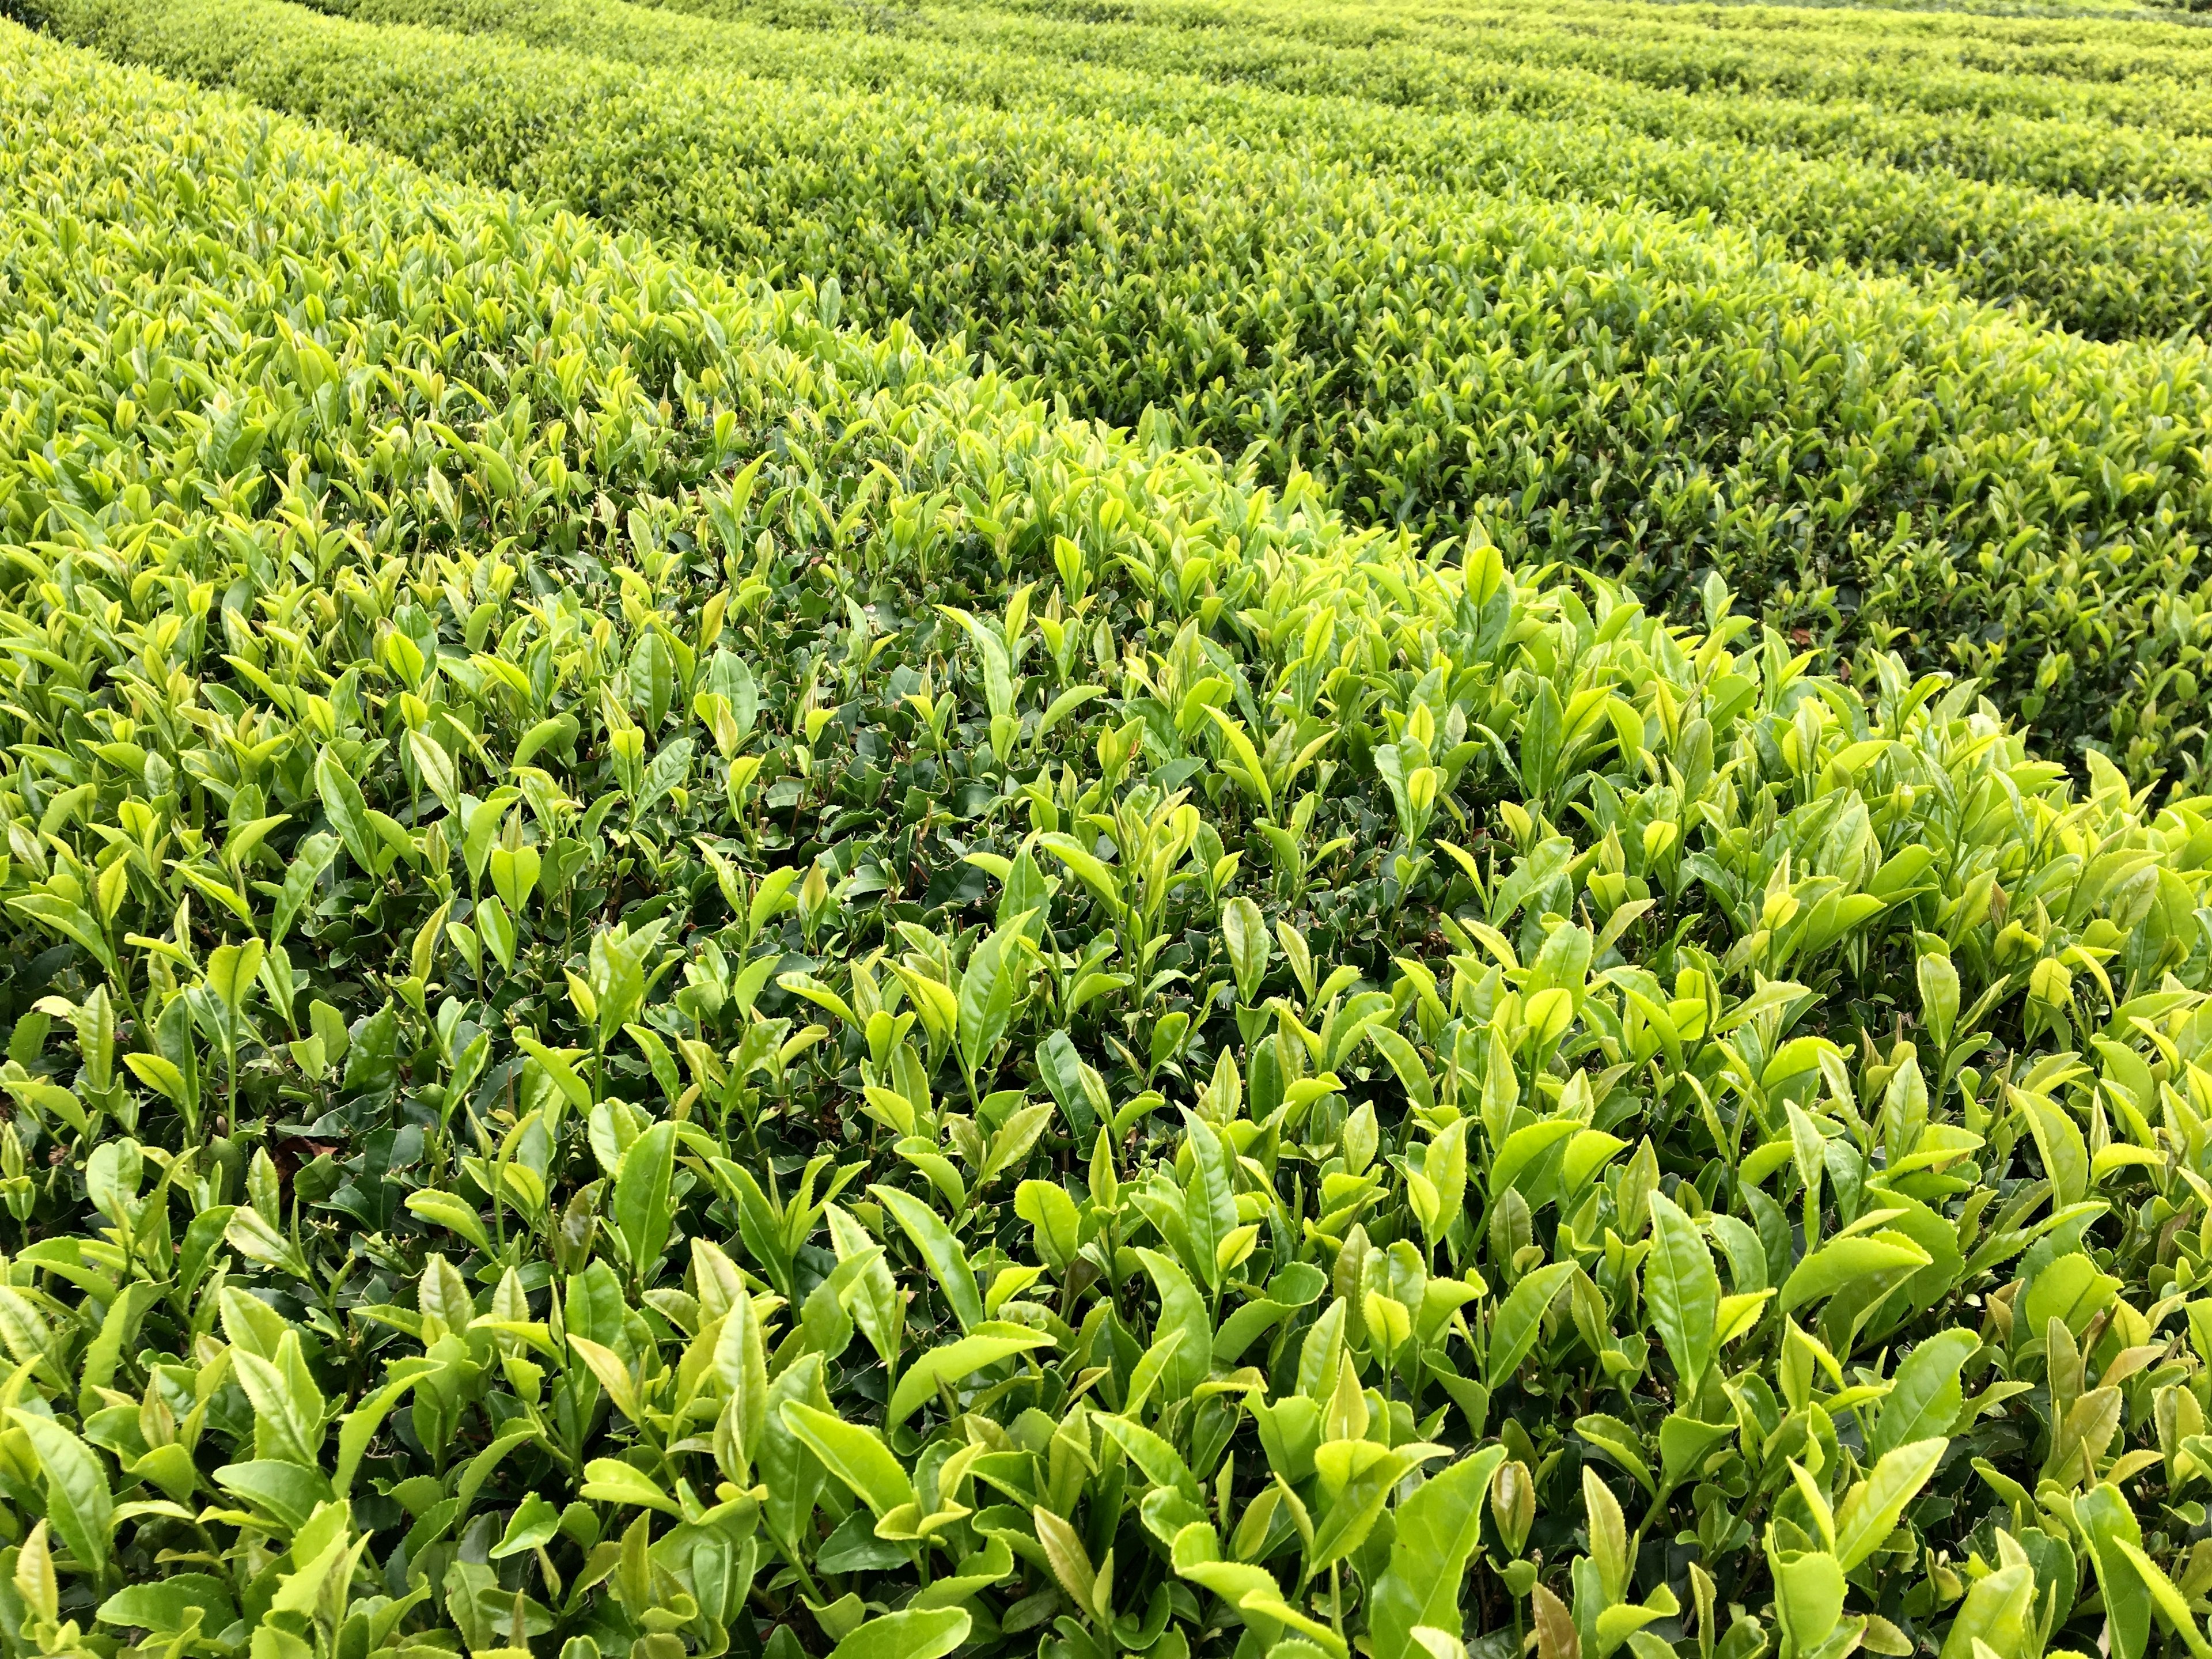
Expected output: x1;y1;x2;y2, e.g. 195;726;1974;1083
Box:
17;3;2212;1659
20;0;2212;787
9;17;2212;1659
849;0;2212;132
299;0;2212;346
623;0;2212;203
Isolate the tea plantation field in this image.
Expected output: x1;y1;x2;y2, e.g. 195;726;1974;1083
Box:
1;2;2211;1659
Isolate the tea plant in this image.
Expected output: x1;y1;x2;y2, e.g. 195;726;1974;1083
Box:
6;24;2212;1659
942;0;2212;134
626;0;2212;204
19;0;2212;786
301;0;2212;344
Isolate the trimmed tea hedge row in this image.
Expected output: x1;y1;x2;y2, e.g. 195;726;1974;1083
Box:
9;25;2212;1659
909;0;2212;132
22;0;2212;782
627;0;2212;204
302;0;2212;345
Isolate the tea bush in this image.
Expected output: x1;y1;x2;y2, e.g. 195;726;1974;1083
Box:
19;0;2212;785
7;24;2212;1659
300;0;2212;347
623;0;2212;203
912;0;2212;132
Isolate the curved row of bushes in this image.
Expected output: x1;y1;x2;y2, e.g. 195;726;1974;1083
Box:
943;0;2212;130
21;0;2212;782
320;0;2212;313
6;26;2212;1659
630;0;2212;203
